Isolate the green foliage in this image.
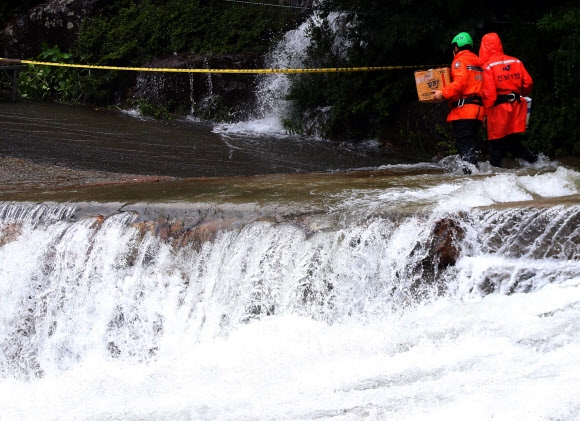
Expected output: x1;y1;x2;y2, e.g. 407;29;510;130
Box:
70;0;299;106
18;44;83;102
133;99;173;120
76;0;296;66
532;3;580;154
14;0;299;107
0;73;10;91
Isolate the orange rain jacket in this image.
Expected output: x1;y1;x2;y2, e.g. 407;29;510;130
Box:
479;32;533;140
441;50;485;122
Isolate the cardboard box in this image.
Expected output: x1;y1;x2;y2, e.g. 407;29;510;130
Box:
414;68;451;103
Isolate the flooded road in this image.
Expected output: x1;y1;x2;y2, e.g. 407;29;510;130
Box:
1;101;579;211
0;101;407;181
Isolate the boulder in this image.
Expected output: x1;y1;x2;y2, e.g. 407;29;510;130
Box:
406;215;466;299
0;222;22;247
0;0;100;59
428;217;465;269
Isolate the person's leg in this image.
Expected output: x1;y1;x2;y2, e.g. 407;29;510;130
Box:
488;138;505;167
505;134;538;164
451;119;480;169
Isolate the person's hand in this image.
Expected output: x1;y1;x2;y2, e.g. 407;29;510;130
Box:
431;90;444;102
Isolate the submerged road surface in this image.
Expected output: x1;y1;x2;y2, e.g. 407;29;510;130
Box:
0;102;408;179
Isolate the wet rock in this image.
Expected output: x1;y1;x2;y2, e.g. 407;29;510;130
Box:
134;52;261;121
89;214;105;229
407;216;466;299
131;216;241;250
182;217;243;248
0;0;100;58
131;220;165;237
427;217;465;269
0;222;23;247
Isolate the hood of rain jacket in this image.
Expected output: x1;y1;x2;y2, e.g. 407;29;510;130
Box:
479;33;504;64
478;32;533;140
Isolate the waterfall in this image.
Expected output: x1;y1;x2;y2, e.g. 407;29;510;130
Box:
213;19;311;136
1;165;580;420
214;11;347;136
2;200;579;375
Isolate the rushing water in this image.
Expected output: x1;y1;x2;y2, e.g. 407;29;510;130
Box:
1;155;580;420
213;11;345;138
1;9;580;419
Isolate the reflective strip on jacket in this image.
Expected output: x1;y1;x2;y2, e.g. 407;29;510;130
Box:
479;32;533;140
441;50;485;122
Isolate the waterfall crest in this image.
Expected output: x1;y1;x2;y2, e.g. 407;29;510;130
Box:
2;200;579;380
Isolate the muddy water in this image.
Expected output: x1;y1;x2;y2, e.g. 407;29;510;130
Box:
2;101;580;217
0;102;406;181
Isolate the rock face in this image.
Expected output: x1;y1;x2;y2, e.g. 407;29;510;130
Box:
0;0;100;59
0;0;312;120
133;52;262;121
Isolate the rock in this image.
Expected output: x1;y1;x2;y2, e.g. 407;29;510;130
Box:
0;222;22;247
0;0;100;59
428;217;465;269
130;216;241;250
134;52;261;121
406;215;466;299
90;214;105;229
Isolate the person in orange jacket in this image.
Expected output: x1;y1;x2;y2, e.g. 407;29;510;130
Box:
479;32;537;167
432;32;485;173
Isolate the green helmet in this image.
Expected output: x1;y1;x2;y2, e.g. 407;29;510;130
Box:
451;32;473;48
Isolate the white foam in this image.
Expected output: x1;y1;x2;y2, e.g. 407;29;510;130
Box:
2;167;580;420
2;279;579;420
213;116;288;137
518;166;579;197
215;12;348;137
374;166;580;213
119;108;147;120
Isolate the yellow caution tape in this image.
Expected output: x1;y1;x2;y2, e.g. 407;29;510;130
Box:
3;58;444;74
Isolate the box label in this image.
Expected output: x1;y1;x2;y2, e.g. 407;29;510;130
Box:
414;68;451;103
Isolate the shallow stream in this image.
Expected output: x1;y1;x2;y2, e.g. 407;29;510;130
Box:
1;103;580;421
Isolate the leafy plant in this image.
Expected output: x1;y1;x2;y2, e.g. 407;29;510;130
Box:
18;44;83;101
533;4;580;154
70;0;300;107
134;99;174;120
